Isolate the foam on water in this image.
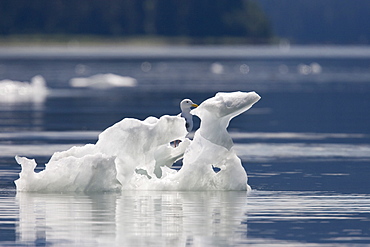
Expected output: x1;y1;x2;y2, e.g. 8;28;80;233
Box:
14;91;260;192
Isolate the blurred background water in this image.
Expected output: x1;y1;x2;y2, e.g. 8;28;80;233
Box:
0;45;369;246
1;0;370;246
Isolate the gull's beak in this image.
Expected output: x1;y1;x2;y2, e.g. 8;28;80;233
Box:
192;103;198;108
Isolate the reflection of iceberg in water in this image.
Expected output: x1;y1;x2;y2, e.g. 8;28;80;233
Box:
69;73;137;88
15;91;261;192
16;191;248;246
0;75;48;103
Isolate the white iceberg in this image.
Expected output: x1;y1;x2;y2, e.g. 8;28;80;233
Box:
69;73;137;88
0;75;48;103
15;91;261;192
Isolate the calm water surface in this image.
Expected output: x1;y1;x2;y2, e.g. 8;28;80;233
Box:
0;45;370;246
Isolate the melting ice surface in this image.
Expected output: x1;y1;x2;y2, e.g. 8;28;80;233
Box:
15;91;260;192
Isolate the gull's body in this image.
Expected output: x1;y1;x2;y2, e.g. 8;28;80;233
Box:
178;99;198;133
172;99;198;147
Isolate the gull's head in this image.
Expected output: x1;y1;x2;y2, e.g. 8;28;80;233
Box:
180;99;198;111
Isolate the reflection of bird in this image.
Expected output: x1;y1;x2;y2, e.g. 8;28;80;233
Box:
179;99;198;132
173;99;198;147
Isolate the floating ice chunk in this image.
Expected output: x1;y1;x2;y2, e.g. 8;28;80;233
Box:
173;91;261;190
15;91;260;192
15;145;121;192
0;75;48;103
15;153;120;192
15;115;188;192
95;115;188;188
70;73;137;88
191;91;261;150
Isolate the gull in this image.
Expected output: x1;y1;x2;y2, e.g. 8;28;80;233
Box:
179;99;198;132
173;99;198;147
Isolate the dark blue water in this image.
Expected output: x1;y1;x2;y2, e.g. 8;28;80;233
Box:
0;45;370;246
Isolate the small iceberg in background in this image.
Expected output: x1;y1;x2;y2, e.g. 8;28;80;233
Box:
15;91;260;192
0;75;48;103
69;73;137;89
